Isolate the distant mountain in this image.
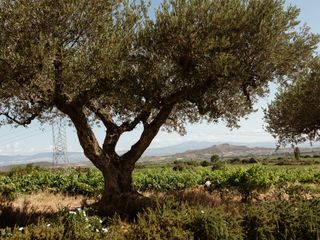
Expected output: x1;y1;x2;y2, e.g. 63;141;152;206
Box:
1;141;320;167
173;143;320;159
0;141;215;166
142;141;215;156
0;152;88;167
174;143;275;158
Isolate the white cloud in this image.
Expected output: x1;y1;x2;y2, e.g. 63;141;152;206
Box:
27;147;35;153
0;142;53;155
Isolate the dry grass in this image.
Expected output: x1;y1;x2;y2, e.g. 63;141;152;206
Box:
7;191;95;213
144;185;320;209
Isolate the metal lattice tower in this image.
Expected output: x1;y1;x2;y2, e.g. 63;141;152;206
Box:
52;118;69;166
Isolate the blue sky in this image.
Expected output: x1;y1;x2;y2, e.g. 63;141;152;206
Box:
0;0;319;155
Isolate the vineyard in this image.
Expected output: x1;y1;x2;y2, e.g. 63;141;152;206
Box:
1;163;320;199
0;162;320;239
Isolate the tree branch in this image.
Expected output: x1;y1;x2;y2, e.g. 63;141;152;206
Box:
58;103;106;171
88;104;118;129
101;110;151;159
53;45;71;106
120;104;175;164
119;110;151;132
72;77;111;106
0;111;39;126
95;108;150;159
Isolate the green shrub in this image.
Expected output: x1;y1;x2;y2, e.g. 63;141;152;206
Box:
126;201;242;240
0;208;116;240
244;200;320;240
185;160;200;167
173;164;184;171
211;162;225;171
226;165;275;202
242;158;259;164
210;155;220;163
228;158;241;164
201;161;210;167
126;203;192;240
188;209;242;240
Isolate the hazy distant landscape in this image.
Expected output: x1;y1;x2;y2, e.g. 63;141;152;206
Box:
2;141;320;168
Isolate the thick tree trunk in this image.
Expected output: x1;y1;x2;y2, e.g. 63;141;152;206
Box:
55;104;174;217
98;159;153;218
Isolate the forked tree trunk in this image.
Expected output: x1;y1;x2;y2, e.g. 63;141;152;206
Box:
57;104;174;217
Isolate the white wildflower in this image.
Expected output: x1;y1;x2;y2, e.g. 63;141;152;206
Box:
96;229;99;232
204;181;211;187
201;210;205;214
69;211;76;215
101;228;108;233
18;227;24;231
47;224;51;227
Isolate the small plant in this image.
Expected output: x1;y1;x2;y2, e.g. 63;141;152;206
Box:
173;164;184;171
201;160;210;167
189;209;242;240
211;162;225;171
210;155;220;163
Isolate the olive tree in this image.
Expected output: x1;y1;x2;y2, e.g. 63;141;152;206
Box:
0;0;318;216
265;58;320;146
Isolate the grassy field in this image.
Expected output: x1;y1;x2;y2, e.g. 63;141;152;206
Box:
0;160;320;239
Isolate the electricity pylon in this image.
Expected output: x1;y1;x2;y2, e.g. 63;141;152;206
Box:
52;118;69;166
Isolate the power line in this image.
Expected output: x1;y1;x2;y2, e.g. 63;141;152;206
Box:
0;129;50;146
0;125;43;140
0;127;48;144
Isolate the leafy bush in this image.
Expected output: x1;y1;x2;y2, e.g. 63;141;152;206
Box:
241;158;259;164
173;164;184;171
201;161;210;167
188;209;242;240
126;201;242;240
210;155;220;163
126;206;192;239
244;200;320;240
0;208;114;240
211;162;225;171
226;165;275;202
227;158;241;164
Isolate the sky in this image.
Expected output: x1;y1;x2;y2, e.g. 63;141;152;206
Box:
0;0;320;155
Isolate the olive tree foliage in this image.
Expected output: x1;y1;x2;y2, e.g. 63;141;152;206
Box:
265;58;320;146
0;0;319;213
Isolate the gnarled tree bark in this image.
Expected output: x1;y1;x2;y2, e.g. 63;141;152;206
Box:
55;98;174;217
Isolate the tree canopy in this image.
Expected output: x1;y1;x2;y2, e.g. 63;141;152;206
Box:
1;0;318;132
265;58;320;145
0;0;319;215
